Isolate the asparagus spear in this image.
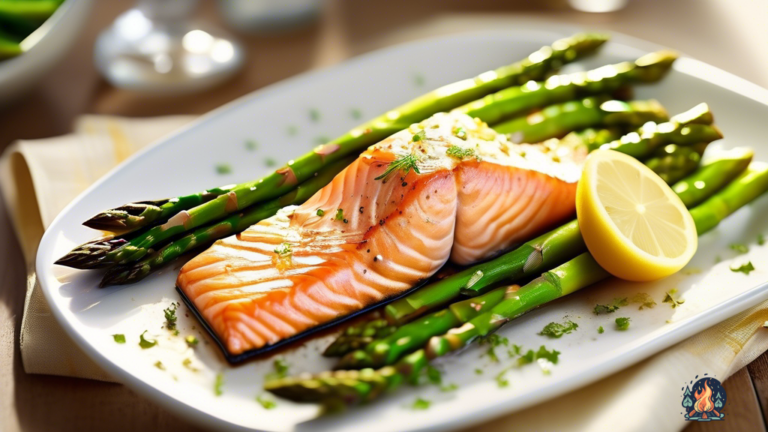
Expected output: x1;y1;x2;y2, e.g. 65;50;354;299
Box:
324;147;744;362
495;97;668;143
335;288;508;369
93;157;355;284
265;162;768;404
457;50;678;126
82;185;239;232
79;33;608;234
645;143;706;184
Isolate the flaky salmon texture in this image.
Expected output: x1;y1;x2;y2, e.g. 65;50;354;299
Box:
177;112;585;355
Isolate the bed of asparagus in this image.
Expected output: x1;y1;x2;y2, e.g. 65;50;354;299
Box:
0;0;63;60
52;32;768;407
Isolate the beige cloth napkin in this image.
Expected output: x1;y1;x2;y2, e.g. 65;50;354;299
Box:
0;115;196;380
2;115;767;430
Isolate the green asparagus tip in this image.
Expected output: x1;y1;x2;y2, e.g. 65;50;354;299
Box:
100;262;151;287
636;50;679;68
669;103;713;125
54;237;127;269
83;199;168;231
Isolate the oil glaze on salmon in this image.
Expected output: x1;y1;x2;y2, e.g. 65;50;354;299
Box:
177;112;584;355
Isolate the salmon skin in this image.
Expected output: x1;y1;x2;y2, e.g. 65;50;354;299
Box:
177;112;584;358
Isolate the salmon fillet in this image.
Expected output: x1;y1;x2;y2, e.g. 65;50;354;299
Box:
177;112;583;355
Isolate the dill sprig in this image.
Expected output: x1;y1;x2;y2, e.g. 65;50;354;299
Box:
375;154;421;181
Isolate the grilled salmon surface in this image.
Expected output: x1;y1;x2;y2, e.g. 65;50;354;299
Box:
177;112;584;355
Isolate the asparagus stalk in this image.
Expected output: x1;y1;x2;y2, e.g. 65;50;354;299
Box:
495;97;668;143
94;156;356;285
79;33;608;234
457;50;678;126
323;147;745;361
82;185;239;232
673;147;754;208
266;162;768;404
691;161;768;234
335;288;508;368
645;143;707;184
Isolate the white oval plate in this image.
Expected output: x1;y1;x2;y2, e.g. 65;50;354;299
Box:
36;23;768;432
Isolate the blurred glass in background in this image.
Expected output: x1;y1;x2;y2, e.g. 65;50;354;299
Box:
94;0;245;94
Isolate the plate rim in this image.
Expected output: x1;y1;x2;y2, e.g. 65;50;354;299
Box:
34;22;768;432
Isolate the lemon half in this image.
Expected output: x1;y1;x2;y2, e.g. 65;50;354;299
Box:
577;150;697;282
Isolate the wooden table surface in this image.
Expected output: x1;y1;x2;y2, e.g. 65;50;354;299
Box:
1;1;767;431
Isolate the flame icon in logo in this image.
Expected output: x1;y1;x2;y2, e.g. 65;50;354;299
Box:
683;376;726;421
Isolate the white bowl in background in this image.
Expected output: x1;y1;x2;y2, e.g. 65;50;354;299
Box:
0;0;92;106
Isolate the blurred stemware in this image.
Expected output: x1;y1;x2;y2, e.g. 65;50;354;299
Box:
94;0;244;94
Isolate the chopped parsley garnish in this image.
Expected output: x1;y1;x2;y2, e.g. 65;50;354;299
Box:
759;234;765;246
215;163;232;175
139;331;157;349
286;125;298;136
631;293;657;310
539;320;579;338
154;361;165;370
518;346;560;374
446;145;478;160
265;358;290;381
615;317;631;331
214;373;224;396
480;333;509;362
452;127;468;140
593;297;628;315
495;369;510;388
517;346;560;366
265;157;277;167
274;242;292;256
245;140;258;151
309;108;320;122
663;289;685;308
731;261;755;275
413;73;425;87
597;326;604;334
509;344;522;357
185;335;198;347
475;368;483;375
112;334;126;344
182;358;199;372
441;383;458;392
164;303;178;330
257;394;277;409
316;209;325;217
426;365;442;385
730;243;749;254
334;208;345;221
375;154;421;181
350;108;362;120
411;398;431;410
411;130;427;142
